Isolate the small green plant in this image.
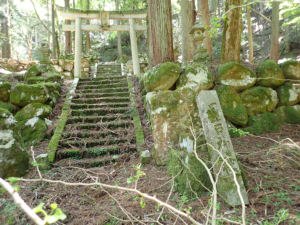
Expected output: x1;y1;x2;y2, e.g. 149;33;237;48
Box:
33;203;66;224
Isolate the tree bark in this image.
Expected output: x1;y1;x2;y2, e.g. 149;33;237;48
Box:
148;0;174;67
269;2;280;63
201;0;213;57
86;0;90;54
65;0;72;54
116;0;122;57
221;0;242;63
1;0;12;59
181;0;195;62
247;0;253;61
26;16;32;61
51;1;56;59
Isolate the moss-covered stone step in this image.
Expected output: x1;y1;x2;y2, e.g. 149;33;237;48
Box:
75;92;130;99
62;128;131;139
65;120;133;130
77;79;127;86
60;137;134;148
77;87;129;94
79;75;125;81
67;115;131;124
72;107;131;116
72;97;130;104
76;83;128;90
70;102;130;109
57;144;136;160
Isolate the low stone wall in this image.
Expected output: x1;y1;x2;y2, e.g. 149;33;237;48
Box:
52;59;91;79
0;58;37;72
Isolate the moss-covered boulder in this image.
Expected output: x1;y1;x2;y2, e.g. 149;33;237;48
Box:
257;60;285;88
27;76;46;84
0;81;12;102
177;63;214;93
45;74;63;84
25;65;42;80
215;84;248;125
144;62;181;93
20;118;47;147
240;87;278;115
0;108;29;178
149;87;204;165
276;81;300;107
281;60;300;80
217;62;256;92
167;150;212;196
15;103;52;128
244;112;279;135
0;102;18;114
10;84;49;107
274;105;300;125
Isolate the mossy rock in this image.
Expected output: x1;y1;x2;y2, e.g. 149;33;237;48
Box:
81;72;90;78
240;87;278;115
257;60;285;88
149;87;203;165
177;63;214;93
15;103;52;128
215;84;248;125
25;65;42;80
27;76;46;84
167;150;212;196
0;109;29;179
45;74;63;84
245;112;279;135
20;118;47;147
10;84;49;107
281;60;300;80
217;62;256;92
0;81;12;102
276;81;300;107
0;102;18;114
144;62;181;93
42;82;61;93
274;105;300;125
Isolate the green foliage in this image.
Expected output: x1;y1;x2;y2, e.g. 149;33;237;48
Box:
33;203;66;224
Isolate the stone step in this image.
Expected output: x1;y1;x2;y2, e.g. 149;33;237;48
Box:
77;79;127;85
76;83;128;90
72;96;130;104
60;137;135;148
61;128;132;138
65;120;133;130
70;102;130;109
67;115;131;124
57;144;136;160
79;75;125;81
75;92;130;99
77;87;128;94
72;107;131;116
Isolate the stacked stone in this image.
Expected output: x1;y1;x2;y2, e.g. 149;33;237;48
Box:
52;58;91;79
0;58;37;72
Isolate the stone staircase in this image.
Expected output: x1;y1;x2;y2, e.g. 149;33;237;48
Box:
55;64;137;167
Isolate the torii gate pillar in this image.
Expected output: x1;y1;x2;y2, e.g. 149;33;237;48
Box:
129;18;140;75
74;17;82;78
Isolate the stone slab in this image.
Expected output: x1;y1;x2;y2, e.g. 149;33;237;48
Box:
196;90;249;206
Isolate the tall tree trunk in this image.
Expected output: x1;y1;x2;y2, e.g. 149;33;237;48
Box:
269;2;280;63
221;0;242;63
181;0;195;62
25;16;32;61
247;0;253;61
65;0;72;54
51;1;56;59
86;0;90;54
1;0;12;58
201;0;213;57
116;0;122;57
148;0;174;67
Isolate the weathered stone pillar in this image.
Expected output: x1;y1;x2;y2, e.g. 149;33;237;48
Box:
197;90;249;206
129;18;140;75
74;17;82;78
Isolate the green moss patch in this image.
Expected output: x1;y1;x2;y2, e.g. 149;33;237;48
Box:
276;81;300;107
20;118;47;147
281;60;300;80
0;102;18;114
215;84;248;125
27;76;46;84
274;105;300;125
257;60;285;88
245;112;279;135
0;81;12;102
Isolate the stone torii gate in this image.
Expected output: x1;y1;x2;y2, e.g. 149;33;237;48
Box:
55;5;147;77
